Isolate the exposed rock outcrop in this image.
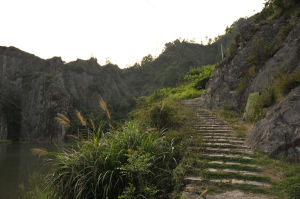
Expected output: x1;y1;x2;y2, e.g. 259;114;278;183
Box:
0;47;69;142
201;16;300;160
202;17;300;110
0;47;135;142
248;86;300;161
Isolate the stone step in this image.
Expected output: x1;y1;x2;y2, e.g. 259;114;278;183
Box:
195;114;213;116
184;177;271;187
195;117;216;119
210;179;271;187
202;140;245;145
208;161;261;168
193;126;230;129
202;136;245;141
195;120;222;123
187;147;253;156
195;130;234;133
203;143;249;149
194;128;231;131
201;153;254;161
192;124;228;127
204;147;253;155
194;123;227;126
195;121;227;124
202;138;245;144
207;168;260;176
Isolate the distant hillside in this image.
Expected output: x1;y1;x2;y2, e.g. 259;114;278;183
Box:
123;18;249;96
0;16;249;142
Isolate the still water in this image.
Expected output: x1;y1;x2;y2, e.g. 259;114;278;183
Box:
0;143;55;199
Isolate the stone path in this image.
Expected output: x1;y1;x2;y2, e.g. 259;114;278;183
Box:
180;98;272;199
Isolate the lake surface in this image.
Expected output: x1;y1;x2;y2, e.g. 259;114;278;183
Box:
0;143;55;199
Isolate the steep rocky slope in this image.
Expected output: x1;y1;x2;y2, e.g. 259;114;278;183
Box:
248;86;300;161
0;47;134;142
202;16;300;109
201;12;300;160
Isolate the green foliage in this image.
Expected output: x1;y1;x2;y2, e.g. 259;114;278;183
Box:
19;172;50;199
46;122;179;199
225;43;238;59
279;166;300;199
142;64;214;101
184;65;215;90
253;0;300;24
245;69;300;122
273;70;300;101
253;152;300;199
0;139;12;144
247;38;271;66
132;98;188;130
237;38;272;94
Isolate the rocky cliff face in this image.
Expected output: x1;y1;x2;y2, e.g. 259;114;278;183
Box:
0;47;69;142
202;17;300;109
248;86;300;161
201;16;300;160
0;47;135;142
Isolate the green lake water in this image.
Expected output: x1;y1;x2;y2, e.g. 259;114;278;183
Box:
0;143;54;199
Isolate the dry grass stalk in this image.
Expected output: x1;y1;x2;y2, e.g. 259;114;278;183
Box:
55;113;70;127
66;134;79;140
76;110;87;126
99;97;111;120
31;148;48;157
90;119;96;131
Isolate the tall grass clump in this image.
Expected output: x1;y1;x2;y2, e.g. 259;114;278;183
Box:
132;98;189;131
46;122;179;199
19;172;50;199
278;165;300;199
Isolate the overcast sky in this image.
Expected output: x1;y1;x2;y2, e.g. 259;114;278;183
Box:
0;0;265;68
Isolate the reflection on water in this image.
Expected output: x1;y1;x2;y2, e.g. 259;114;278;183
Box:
0;143;54;199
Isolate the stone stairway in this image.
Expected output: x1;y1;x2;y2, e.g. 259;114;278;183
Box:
180;98;272;199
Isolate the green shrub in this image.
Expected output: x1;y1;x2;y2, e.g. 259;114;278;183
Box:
19;172;50;199
133;98;188;130
278;166;300;199
253;0;299;24
245;69;300;122
236;65;257;94
143;64;214;101
46;122;179;199
225;43;238;58
274;70;300;101
184;65;215;90
248;38;271;66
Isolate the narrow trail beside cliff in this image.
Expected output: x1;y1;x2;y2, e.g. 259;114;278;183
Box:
180;98;274;199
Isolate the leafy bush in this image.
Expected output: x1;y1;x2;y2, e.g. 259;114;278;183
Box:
19;172;50;199
253;0;299;24
273;70;300;101
279;166;300;199
245;69;300;122
247;38;271;66
46;122;179;199
132;98;188;130
184;65;215;90
143;64;214;101
236;65;257;94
